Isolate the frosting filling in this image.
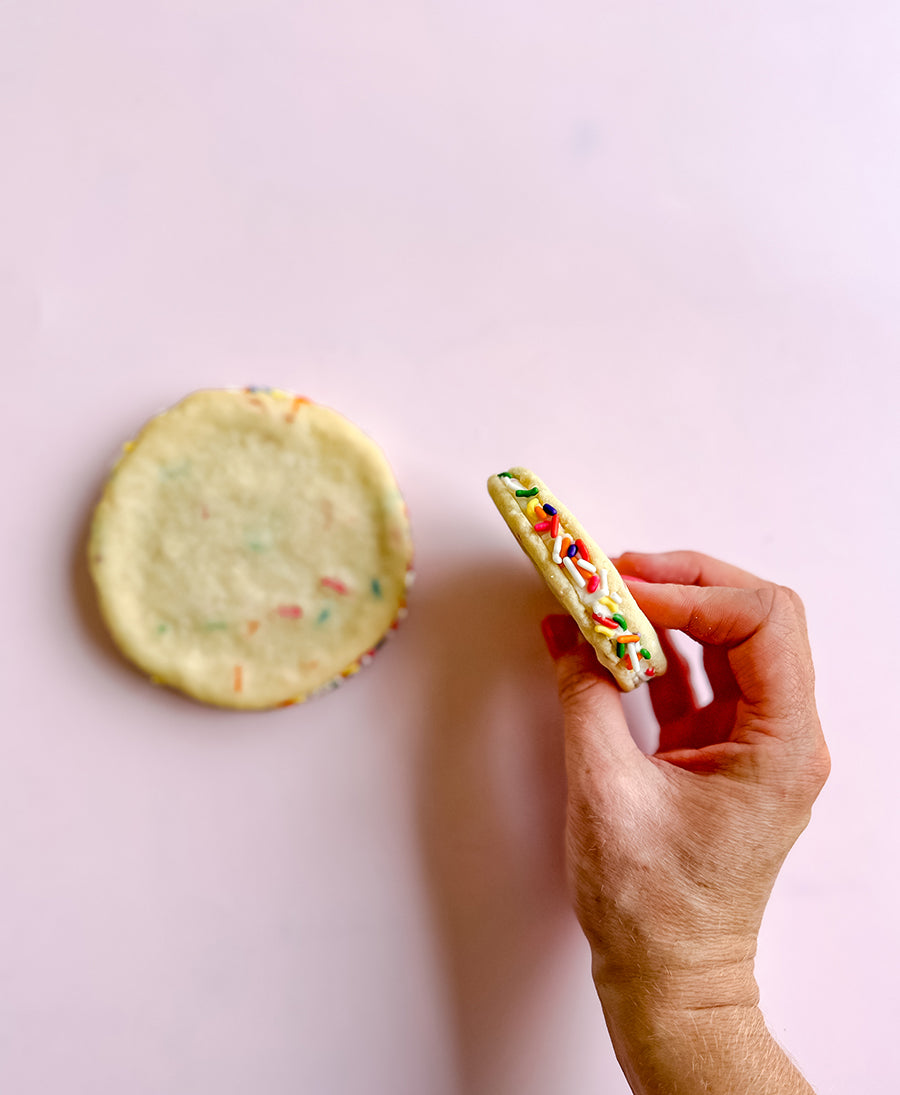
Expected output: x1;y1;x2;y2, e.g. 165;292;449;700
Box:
498;472;654;685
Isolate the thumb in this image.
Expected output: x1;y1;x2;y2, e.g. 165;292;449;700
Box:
540;615;639;770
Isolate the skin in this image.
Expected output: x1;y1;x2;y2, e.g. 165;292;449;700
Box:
540;550;830;1095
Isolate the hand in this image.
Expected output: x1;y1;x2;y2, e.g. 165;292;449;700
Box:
541;550;830;1010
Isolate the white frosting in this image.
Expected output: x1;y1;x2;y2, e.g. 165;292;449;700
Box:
500;475;648;683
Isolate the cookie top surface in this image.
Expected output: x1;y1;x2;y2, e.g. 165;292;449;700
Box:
89;388;413;709
487;466;666;691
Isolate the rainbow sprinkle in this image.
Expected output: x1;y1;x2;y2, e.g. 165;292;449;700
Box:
498;471;655;685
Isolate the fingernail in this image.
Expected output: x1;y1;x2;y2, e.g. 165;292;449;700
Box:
620;574;647;583
540;614;580;659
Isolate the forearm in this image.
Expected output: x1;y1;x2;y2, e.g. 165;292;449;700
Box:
598;976;815;1095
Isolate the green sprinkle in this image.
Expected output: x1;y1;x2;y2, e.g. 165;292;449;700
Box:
612;613;628;629
498;471;513;477
515;487;539;497
203;621;228;631
316;608;330;624
616;643;626;659
640;648;651;660
159;459;192;480
371;578;383;598
156;623;169;634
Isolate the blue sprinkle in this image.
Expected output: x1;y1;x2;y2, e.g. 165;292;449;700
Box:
542;504;557;515
317;608;330;624
566;543;577;557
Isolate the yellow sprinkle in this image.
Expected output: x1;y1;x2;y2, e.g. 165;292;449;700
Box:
526;497;542;520
123;440;136;452
593;625;616;637
600;596;618;611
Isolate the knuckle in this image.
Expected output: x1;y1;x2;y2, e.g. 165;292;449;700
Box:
557;668;601;710
775;583;807;619
808;741;832;791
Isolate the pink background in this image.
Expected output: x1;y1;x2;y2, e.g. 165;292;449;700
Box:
2;3;898;1093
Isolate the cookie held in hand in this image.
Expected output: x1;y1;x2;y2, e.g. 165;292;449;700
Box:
89;388;413;709
487;467;665;691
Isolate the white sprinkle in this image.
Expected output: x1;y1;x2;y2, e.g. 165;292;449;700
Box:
552;534;563;561
610;591;622;604
576;559;596;573
627;644;642;673
599;569;609;597
563;556;586;587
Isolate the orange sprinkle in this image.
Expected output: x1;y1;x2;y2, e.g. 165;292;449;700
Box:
618;634;640;643
284;395;310;423
557;537;572;562
233;665;243;692
246;620;260;636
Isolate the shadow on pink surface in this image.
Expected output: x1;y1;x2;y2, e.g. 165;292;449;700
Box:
414;558;577;1093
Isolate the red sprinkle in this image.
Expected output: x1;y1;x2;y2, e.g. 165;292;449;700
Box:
645;668;655;677
534;520;551;532
575;539;591;562
277;605;303;618
321;577;349;595
587;575;600;594
592;614;618;628
550;515;560;537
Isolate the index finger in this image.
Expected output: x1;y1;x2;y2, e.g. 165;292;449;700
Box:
615;549;773;591
632;581;818;744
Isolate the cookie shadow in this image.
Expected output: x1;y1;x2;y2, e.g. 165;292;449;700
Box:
70;475;133;672
412;555;664;1091
412;557;575;1093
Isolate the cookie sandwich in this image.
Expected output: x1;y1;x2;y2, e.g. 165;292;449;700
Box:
487;467;665;691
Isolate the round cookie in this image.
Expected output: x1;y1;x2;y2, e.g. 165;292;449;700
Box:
89;388;413;709
487;467;666;691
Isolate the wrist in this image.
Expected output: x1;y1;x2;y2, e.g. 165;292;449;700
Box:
589;925;760;1010
595;955;760;1021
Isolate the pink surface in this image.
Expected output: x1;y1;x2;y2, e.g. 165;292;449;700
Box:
2;3;898;1093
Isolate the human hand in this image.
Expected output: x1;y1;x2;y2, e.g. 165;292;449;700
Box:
540;550;830;1012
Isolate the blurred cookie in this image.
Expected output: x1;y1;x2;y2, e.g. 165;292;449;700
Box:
487;467;665;691
89;388;413;709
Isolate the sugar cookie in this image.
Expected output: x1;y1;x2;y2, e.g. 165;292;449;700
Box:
487;467;665;691
89;388;413;709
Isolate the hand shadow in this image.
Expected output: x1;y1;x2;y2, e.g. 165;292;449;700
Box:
414;557;577;1094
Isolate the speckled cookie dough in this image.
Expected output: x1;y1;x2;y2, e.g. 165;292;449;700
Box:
89;388;413;709
487;467;665;691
